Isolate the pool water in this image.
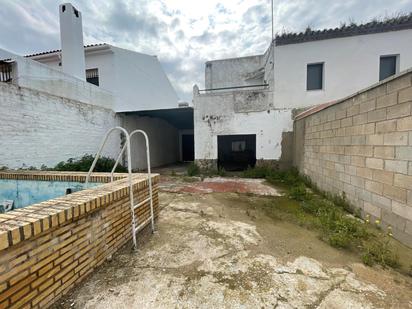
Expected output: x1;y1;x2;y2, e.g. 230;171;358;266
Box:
0;179;99;210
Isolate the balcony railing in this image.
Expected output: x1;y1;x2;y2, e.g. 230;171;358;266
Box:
0;61;12;83
198;83;269;92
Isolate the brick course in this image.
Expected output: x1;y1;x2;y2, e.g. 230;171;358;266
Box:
0;172;159;308
294;71;412;247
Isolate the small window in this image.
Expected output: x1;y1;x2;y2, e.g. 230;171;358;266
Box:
231;141;246;152
379;55;398;81
307;63;323;90
86;68;99;86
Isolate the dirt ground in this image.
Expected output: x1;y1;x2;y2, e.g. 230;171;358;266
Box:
54;177;412;309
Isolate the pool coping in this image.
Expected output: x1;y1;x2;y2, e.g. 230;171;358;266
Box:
0;171;159;252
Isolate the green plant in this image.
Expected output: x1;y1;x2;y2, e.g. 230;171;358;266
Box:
54;154;127;172
361;238;400;268
187;162;200;176
289;184;309;201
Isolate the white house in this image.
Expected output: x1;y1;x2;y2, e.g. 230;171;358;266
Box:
0;3;194;170
193;14;412;170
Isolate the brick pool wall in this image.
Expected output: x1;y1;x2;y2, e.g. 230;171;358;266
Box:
0;172;159;308
293;70;412;247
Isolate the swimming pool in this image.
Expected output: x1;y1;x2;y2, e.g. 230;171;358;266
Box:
0;179;98;211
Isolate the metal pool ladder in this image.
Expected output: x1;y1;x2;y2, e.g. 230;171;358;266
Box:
85;127;155;250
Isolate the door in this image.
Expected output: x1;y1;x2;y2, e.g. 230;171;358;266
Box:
182;134;194;161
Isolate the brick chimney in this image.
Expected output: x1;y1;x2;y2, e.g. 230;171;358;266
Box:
59;3;86;80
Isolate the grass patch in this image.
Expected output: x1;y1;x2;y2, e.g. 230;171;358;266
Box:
243;166;401;270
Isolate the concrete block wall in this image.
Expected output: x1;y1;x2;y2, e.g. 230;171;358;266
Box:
0;82;120;169
294;71;412;247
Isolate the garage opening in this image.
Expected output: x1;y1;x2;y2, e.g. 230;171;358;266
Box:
217;134;256;171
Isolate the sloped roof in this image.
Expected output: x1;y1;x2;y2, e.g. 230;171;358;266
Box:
24;43;107;58
276;13;412;46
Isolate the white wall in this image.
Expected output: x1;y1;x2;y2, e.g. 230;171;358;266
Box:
205;55;265;89
111;46;179;112
193;89;292;160
0;83;120;169
122;115;179;170
1;48;113;109
28;45;179;113
274;29;412;108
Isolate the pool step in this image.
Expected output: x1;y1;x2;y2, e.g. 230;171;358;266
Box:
85;127;155;250
134;197;150;210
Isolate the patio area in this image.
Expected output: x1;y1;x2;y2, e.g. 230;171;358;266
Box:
52;177;412;309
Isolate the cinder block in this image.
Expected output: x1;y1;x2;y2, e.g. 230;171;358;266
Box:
387;102;411;119
381;209;406;230
367;108;387;123
371;192;392;210
395;146;412;160
364;202;382;218
398;86;412;103
373;169;394;185
387;74;412;93
366;134;384;145
366;158;384;170
365;180;383;194
352;113;368;125
383;132;409;145
383;184;407;203
384;160;408;174
359;99;376;113
341;117;353;127
394;173;412;189
392;201;412;221
376;119;397;133
374;146;395;159
356;167;373;179
347;105;360;117
351;156;365;167
376;92;398;108
396;116;412;131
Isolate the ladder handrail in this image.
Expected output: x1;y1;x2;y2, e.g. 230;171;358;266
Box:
85;126;138;249
110;130;155;233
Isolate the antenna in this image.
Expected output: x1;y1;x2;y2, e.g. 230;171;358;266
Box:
271;0;274;41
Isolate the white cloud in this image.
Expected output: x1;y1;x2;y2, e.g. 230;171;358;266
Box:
1;0;411;101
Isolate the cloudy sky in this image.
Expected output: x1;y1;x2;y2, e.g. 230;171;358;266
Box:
1;0;412;101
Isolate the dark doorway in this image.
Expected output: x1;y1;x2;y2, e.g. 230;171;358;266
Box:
218;135;256;171
182;134;194;161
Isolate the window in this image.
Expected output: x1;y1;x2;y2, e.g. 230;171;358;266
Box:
307;63;323;90
379;55;398;81
86;68;99;86
231;141;246;152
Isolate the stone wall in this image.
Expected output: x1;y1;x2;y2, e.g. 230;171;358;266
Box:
0;171;159;308
0;82;120;169
294;71;412;246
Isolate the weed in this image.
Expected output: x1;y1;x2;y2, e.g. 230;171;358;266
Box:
187;162;200;176
171;170;176;176
289;184;309;201
361;238;400;268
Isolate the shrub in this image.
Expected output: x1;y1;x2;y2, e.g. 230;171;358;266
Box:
54;154;127;172
187;162;200;176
